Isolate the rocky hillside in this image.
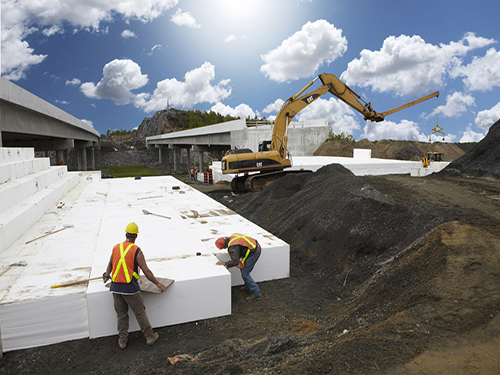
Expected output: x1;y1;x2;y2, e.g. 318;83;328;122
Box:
136;108;238;139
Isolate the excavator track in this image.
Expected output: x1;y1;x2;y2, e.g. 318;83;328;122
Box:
232;170;312;193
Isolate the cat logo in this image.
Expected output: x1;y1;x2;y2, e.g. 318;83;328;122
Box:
302;93;319;104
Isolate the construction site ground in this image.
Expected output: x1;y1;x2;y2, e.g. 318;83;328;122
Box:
1;170;498;375
1;121;499;374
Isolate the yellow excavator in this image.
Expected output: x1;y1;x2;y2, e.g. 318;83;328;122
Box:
222;73;439;192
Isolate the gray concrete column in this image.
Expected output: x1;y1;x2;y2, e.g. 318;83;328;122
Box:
159;147;165;164
199;151;204;173
56;150;67;165
81;148;87;171
186;148;191;168
172;149;177;171
90;147;95;170
173;149;180;171
77;149;82;170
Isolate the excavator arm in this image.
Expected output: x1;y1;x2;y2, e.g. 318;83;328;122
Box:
270;73;439;159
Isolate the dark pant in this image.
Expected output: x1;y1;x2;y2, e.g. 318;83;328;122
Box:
113;292;154;339
241;247;261;296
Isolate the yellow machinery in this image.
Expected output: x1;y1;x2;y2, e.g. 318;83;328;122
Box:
222;73;439;192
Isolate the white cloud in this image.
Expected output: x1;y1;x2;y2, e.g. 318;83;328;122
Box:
80;59;148;105
475;102;500;130
148;44;163;55
1;24;47;80
170;8;201;28
260;20;347;83
134;62;231;112
121;29;136;38
66;78;81;86
459;125;485;143
341;32;496;96
224;34;237;43
1;0;178;80
296;98;361;135
210;103;256;119
362;119;429;142
42;25;61;37
81;119;94;127
55;99;69;105
263;99;284;114
451;48;500;91
425;91;475;119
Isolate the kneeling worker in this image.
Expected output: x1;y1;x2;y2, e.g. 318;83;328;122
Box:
103;222;167;350
215;233;262;301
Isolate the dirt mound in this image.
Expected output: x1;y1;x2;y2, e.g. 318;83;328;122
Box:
228;164;441;286
315;139;466;161
440;119;500;178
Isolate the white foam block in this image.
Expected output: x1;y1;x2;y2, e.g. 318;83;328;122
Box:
87;255;230;338
0;293;89;352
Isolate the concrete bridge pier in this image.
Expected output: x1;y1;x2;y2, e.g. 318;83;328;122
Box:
75;141;95;171
157;145;169;165
56;150;67;165
186;147;192;169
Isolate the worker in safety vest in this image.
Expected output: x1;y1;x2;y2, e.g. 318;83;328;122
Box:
103;222;167;350
215;233;262;302
422;154;429;168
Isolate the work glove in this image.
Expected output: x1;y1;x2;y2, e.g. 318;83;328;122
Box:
103;272;110;283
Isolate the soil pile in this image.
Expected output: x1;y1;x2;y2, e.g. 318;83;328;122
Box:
314;139;468;161
440;118;500;178
225;164;441;288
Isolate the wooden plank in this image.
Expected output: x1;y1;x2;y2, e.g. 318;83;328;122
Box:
104;276;174;294
138;276;174;294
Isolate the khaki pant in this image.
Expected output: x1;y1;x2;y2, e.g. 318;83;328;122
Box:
113;293;154;340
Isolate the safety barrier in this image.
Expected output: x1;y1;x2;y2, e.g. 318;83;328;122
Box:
203;170;213;184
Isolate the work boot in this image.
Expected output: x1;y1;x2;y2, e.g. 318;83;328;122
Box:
118;336;128;350
246;294;261;302
146;332;159;346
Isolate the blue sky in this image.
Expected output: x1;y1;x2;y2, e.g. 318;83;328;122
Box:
2;0;499;143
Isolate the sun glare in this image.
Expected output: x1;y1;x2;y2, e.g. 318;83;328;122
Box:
214;0;264;20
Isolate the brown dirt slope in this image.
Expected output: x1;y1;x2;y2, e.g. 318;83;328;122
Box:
314;138;467;161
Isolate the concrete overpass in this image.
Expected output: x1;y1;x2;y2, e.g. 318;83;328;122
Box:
0;77;100;170
146;118;330;172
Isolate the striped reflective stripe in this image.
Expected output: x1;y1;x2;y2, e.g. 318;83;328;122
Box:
229;234;256;249
112;242;137;283
240;249;251;266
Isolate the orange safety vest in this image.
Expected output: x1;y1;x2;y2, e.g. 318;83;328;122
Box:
111;242;140;283
228;233;258;269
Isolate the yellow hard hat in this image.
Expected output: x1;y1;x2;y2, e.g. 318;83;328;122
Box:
125;222;139;234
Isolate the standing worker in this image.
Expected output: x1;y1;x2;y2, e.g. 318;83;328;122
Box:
103;222;167;350
215;233;262;301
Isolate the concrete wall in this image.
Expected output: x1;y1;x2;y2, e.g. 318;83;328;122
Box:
231;118;329;156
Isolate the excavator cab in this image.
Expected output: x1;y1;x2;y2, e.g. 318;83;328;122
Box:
258;140;272;152
427;152;443;162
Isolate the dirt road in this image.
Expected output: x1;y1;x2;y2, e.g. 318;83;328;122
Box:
1;170;499;375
